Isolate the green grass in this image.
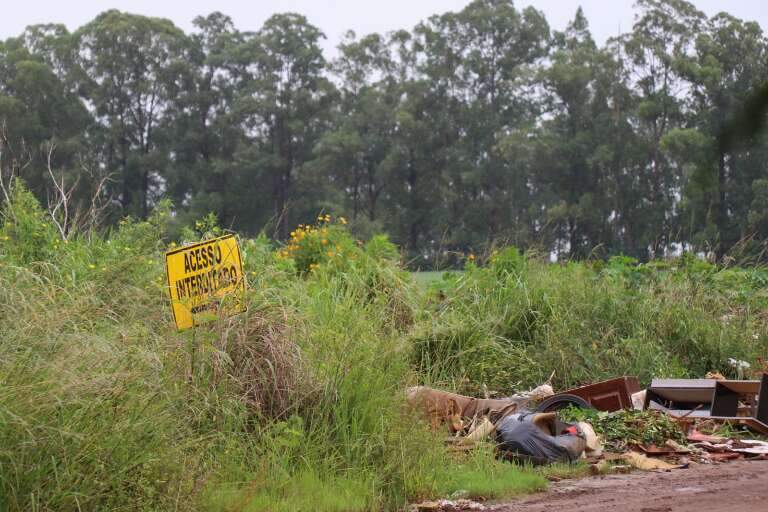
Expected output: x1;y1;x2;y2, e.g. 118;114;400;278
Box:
411;270;463;287
201;470;372;512
436;446;547;500
2;185;768;511
536;461;593;481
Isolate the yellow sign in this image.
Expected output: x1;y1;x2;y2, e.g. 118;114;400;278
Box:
165;235;246;330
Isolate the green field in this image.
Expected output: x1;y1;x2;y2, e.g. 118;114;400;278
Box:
2;185;767;511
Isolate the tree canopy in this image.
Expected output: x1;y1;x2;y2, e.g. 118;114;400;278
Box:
2;0;768;264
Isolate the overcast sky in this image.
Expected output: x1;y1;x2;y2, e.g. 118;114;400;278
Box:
2;1;766;56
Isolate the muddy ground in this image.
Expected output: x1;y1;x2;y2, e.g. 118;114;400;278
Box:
491;460;768;512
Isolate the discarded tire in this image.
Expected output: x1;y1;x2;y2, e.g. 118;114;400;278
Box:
535;393;593;413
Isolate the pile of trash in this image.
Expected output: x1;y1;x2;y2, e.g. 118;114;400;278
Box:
407;373;768;510
407;372;768;470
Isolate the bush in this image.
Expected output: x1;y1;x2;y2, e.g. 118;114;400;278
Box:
0;181;58;264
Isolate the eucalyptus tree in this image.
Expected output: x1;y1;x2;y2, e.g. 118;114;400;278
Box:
0;31;90;199
408;0;550;251
165;12;246;227
535;9;609;257
313;31;397;225
234;13;335;237
671;13;768;253
73;10;187;218
620;0;705;256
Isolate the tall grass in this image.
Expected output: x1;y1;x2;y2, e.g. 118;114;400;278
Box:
4;185;767;510
411;249;768;394
0;185;543;511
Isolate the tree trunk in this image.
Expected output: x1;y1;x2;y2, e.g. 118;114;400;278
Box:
716;150;728;258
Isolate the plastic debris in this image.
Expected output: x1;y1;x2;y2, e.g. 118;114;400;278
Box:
631;390;646;410
495;413;586;464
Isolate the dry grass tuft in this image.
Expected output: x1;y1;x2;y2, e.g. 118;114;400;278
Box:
218;313;316;420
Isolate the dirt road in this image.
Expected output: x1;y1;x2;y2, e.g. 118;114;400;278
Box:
491;460;768;512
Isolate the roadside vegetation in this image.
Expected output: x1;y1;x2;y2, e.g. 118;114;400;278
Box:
2;185;768;511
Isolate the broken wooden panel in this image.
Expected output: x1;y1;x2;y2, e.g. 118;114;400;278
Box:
561;376;642;411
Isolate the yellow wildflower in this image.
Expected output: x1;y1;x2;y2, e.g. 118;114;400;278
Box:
327;251;334;258
339;217;347;225
468;254;476;261
88;264;96;269
321;239;328;245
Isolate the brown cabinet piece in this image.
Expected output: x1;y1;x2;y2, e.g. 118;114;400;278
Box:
561;376;641;411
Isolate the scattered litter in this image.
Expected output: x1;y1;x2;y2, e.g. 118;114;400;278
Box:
555;377;641;412
510;384;555;402
637;441;689;456
406;386;526;431
410;499;485;511
622;451;682;471
406;371;768;503
733;446;768;455
631;390;646;410
644;374;768;434
691;441;732;452
727;358;751;380
459;416;496;445
687;430;727;444
730;440;768;455
705;452;744;462
578;421;603;457
664;439;690;453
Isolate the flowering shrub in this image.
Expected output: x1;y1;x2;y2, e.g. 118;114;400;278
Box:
279;214;358;275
